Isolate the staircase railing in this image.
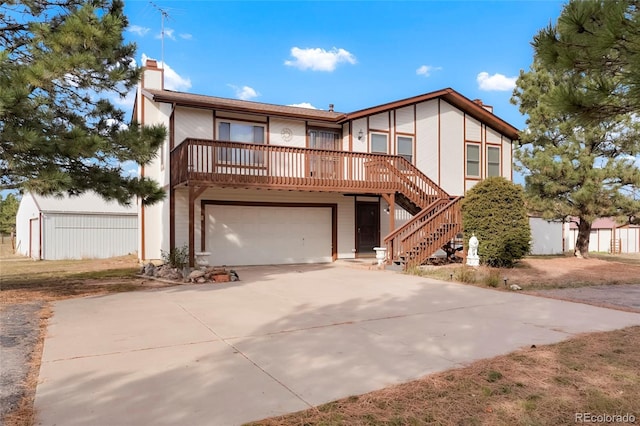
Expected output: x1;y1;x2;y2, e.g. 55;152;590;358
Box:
385;197;464;269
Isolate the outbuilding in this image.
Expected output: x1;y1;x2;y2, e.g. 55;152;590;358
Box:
15;192;137;260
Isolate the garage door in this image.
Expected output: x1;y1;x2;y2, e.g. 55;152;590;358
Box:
205;205;332;265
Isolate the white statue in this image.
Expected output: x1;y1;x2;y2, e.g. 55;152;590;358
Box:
467;233;479;267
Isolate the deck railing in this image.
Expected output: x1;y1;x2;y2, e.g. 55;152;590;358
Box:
170;139;449;203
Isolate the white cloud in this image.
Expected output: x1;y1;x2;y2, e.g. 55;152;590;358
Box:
128;25;150;37
155;28;176;41
179;33;193;40
477;72;517;91
141;53;191;91
416;65;442;77
284;47;356;72
288;102;317;109
228;84;259;101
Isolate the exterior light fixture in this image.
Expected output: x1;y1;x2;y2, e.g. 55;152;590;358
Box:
358;129;364;140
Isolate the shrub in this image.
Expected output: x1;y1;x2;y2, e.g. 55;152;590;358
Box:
462;177;531;267
161;244;189;269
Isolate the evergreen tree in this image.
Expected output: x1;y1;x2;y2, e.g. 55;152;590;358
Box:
0;0;166;205
512;60;640;257
461;177;531;268
0;193;20;235
533;0;640;122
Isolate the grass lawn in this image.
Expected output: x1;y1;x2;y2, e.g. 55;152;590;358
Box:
1;244;639;426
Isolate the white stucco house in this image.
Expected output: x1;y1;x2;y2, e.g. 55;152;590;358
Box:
133;59;520;268
15;192;137;260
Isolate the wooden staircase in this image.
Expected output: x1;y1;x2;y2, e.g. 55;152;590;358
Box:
384;197;464;269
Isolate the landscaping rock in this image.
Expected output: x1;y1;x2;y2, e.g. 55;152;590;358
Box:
143;263;156;277
189;270;205;280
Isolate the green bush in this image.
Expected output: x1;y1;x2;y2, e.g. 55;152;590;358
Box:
462;177;531;267
161;244;189;269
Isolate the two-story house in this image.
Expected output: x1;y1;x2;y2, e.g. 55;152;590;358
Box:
133;59;519;269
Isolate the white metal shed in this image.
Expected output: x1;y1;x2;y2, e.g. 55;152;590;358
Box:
15;192;138;260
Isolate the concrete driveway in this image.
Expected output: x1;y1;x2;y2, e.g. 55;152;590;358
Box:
35;265;640;426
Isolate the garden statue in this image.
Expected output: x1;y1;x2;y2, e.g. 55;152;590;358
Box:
467;233;479;267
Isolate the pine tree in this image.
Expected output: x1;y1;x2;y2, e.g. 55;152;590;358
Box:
533;0;640;122
512;60;640;257
0;0;166;205
0;193;20;235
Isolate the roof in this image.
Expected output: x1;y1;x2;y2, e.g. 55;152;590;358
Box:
30;192;137;215
344;88;520;140
142;87;520;141
143;89;345;122
568;217;639;229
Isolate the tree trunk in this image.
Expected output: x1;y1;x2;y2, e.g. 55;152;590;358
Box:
574;218;592;258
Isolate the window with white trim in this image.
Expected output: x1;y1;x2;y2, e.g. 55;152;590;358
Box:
217;121;265;164
397;136;413;163
487;146;501;177
370;133;388;154
466;144;480;177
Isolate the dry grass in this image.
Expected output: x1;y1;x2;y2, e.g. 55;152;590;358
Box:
248;326;640;426
415;253;640;291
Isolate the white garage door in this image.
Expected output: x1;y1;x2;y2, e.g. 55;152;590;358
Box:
205;205;332;266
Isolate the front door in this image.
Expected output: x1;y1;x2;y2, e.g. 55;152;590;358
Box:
356;201;380;255
308;129;341;179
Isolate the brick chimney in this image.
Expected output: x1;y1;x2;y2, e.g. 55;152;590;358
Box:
473;98;493;113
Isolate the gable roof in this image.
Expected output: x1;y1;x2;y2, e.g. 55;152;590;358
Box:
568;217;639;229
30;192;136;215
142;87;520;140
343;88;519;140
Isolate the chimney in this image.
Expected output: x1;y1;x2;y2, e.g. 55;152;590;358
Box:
328;104;334;112
142;58;164;90
473;98;493;113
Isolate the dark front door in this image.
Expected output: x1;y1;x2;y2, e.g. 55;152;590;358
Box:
356;201;380;255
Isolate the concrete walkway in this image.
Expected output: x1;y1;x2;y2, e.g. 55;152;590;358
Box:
35;265;640;426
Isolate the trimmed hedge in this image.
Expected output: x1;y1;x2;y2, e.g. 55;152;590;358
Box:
461;177;531;267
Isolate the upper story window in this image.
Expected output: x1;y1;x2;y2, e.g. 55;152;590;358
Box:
218;121;265;144
466;143;480;177
397;136;413;163
217;121;265;165
370;133;388;154
487;146;501;177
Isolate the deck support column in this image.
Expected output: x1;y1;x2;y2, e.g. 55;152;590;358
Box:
188;185;208;268
188;185;195;267
381;193;395;232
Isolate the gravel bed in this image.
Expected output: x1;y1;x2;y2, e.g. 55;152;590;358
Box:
0;302;44;420
534;284;640;312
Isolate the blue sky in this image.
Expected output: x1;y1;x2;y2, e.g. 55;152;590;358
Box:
121;0;567;132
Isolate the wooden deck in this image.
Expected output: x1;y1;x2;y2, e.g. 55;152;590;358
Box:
171;139;462;269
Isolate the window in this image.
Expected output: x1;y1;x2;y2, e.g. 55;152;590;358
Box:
466;144;480;177
371;133;388;154
487;146;501;177
217;121;265;164
397;136;413;163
